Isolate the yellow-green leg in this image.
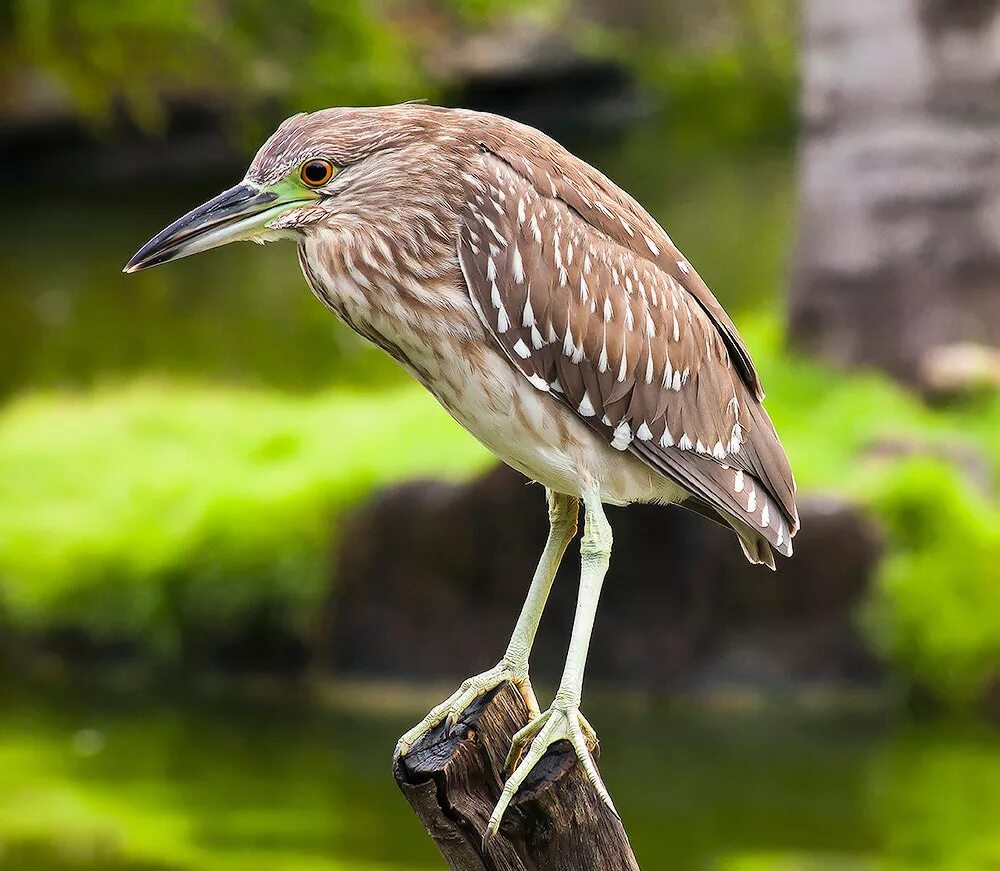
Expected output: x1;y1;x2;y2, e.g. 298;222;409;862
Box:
395;490;579;757
485;483;616;841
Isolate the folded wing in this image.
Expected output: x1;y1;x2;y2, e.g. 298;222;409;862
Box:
456;140;798;563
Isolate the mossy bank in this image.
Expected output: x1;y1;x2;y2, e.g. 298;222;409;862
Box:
1;319;996;708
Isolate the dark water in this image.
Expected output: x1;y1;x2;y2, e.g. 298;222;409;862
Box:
3;679;1000;871
0;127;793;402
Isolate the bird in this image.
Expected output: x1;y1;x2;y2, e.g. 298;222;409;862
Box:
125;103;798;838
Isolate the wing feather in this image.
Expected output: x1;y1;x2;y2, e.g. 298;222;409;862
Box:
457;144;797;560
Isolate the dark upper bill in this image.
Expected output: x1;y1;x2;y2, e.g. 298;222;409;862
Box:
122;183;281;273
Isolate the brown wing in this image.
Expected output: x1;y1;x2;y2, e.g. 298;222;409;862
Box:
456;145;798;561
471;117;767;402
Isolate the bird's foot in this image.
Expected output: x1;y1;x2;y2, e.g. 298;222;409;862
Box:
485;702;616;842
395;660;539;758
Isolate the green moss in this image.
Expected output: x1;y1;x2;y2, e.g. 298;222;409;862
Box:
863;462;1000;706
0;383;489;658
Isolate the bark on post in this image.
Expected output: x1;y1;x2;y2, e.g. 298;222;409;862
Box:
393;682;639;870
791;0;1000;388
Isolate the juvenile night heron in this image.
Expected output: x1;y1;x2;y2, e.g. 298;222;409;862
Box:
125;104;798;835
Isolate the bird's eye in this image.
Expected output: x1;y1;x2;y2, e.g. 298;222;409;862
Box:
300;159;335;187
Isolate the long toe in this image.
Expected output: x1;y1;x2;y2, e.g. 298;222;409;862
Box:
504;710;551;772
485;705;616;843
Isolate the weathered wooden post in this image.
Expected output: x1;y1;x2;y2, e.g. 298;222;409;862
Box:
393;683;640;870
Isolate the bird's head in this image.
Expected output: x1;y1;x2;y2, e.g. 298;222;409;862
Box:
124;105;470;273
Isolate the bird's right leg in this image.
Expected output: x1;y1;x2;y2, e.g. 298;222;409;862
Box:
395;490;579;757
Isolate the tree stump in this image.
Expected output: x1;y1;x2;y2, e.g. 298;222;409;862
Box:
393;682;640;870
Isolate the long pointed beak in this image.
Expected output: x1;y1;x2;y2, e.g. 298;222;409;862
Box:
123;183;285;273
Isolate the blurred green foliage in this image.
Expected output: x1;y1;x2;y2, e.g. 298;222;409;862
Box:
0;187;410;402
2;0;543;131
2;0;796;149
0;318;996;702
6;0;407;128
746;318;1000;492
581;0;797;150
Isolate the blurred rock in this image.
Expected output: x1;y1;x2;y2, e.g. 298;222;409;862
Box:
918;342;1000;401
435;17;646;135
791;0;1000;385
318;466;883;691
862;434;995;495
983;672;1000;725
0;101;245;189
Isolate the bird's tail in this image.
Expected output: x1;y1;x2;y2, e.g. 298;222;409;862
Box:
725;480;795;571
736;525;777;570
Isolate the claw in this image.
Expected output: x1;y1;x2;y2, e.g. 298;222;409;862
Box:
485;704;616;843
578;711;599;746
395;661;536;759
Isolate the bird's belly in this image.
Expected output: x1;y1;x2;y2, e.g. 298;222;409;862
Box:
426;344;679;506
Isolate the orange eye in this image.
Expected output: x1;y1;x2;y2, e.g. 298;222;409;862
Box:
300;158;334;187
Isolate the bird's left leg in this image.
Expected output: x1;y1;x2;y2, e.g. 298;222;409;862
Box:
395;490;579;757
485;483;615;841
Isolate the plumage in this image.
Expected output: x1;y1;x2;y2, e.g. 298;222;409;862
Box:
125;104;801;833
242;104;800;564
